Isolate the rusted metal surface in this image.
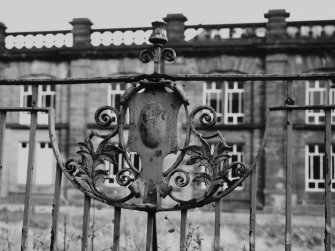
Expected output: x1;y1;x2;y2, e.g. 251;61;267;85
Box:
1;72;335;86
214;200;221;251
180;209;187;251
285;81;293;251
324;80;332;251
324;108;332;250
112;207;121;251
146;212;155;251
127;89;182;205
57;21;257;214
81;195;91;251
0;111;6;195
249;164;257;251
50;163;63;251
152;214;158;251
21;85;38;251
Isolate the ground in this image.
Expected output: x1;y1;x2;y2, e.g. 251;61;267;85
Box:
0;204;332;250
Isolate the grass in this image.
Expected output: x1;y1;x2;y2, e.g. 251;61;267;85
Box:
0;204;332;250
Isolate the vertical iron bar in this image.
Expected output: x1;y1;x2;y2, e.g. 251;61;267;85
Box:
249;161;257;251
324;109;332;250
153;46;161;74
324;81;332;251
214;199;221;251
180;209;187;251
21;85;38;251
285;80;293;251
249;80;256;251
113;207;121;251
152;213;158;251
249;169;257;251
91;200;95;251
146;212;155;251
0;111;6;195
50;163;63;251
81;195;91;251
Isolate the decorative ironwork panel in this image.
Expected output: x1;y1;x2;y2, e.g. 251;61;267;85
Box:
50;21;267;212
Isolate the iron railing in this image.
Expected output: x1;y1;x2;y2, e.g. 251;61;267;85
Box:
0;71;334;251
0;16;335;251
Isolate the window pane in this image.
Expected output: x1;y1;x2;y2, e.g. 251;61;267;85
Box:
309;145;314;152
45;95;51;107
114;94;121;111
319;145;325;153
27;95;32;107
313;156;320;179
210;97;218;110
314;92;322;105
228;82;234;89
232;93;239;113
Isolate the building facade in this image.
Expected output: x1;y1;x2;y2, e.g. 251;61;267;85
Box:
0;9;335;212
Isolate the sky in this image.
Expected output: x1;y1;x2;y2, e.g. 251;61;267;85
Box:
0;0;334;32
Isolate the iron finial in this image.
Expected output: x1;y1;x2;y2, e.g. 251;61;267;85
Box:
149;21;168;45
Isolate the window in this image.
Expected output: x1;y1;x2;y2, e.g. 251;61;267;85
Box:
305;144;335;191
203;81;244;124
203;81;223;122
17;142;54;185
305;80;335;124
107;83;130;124
199;143;244;190
105;152;141;187
20;85;56;125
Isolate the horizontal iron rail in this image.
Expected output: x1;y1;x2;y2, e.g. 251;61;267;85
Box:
270;105;335;111
0;72;335;85
0;107;50;112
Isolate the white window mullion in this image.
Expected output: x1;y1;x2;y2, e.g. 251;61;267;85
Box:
203;81;223;122
108;83;130;124
306;144;335;191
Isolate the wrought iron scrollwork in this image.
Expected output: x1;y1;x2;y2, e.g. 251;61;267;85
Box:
139;50;154;63
48;19;270;212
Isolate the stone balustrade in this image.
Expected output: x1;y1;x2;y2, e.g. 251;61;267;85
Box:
1;9;335;53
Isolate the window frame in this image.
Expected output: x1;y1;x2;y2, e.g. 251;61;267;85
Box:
305;144;335;192
107;83;131;124
305;80;335;124
19;84;56;125
203;80;244;125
